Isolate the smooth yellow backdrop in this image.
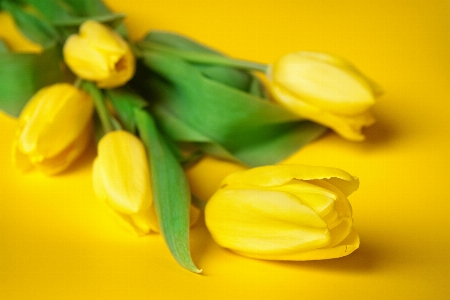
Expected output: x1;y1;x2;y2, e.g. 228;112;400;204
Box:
1;0;449;299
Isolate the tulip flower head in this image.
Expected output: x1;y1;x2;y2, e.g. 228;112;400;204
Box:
205;164;360;261
92;130;158;235
13;83;94;175
63;20;135;88
269;52;381;141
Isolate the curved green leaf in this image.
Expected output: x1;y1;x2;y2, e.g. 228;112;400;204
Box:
106;88;147;133
2;0;60;46
0;43;63;117
134;52;326;166
141;31;268;98
0;38;8;53
134;108;201;274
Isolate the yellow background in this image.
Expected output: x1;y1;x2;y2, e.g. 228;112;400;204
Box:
1;0;450;299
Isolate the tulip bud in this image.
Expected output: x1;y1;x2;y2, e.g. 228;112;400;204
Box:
13;83;94;175
269;52;381;141
92;130;158;235
63;20;135;88
92;130;201;235
205;164;360;260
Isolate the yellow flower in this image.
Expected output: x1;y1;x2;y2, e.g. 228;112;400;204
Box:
92;130;158;235
13;83;94;175
269;52;381;141
63;20;135;88
0;11;42;53
205;164;360;261
93;130;201;235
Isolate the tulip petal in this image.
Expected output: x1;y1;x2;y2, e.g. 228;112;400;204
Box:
206;164;360;261
206;188;330;255
272;85;374;141
63;20;135;88
33;123;92;175
298;52;383;97
235;228;359;261
12;140;33;173
13;84;93;175
272;52;375;116
64;35;110;80
96;49;135;88
309;179;353;216
80;20;126;54
222;164;359;196
92;157;107;200
96;131;152;214
129;207;160;234
17;84;93;159
327;218;353;248
101;202;152;237
230;180;337;218
270;180;337;217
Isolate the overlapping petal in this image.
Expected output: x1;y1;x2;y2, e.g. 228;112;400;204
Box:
205;164;360;260
269;52;380;141
63;20;135;88
13;83;94;175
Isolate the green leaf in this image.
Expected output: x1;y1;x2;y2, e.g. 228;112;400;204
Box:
22;0;124;24
134;108;201;274
61;0;112;17
0;39;9;53
21;0;77;24
106;88;147;133
51;13;126;27
2;0;60;47
141;31;268;98
0;43;63;117
133;52;326;166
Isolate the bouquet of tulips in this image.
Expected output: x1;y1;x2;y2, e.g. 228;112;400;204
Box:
0;0;381;272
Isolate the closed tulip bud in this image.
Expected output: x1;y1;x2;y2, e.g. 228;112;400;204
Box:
93;130;201;235
13;83;94;175
63;20;135;88
205;164;360;261
92;130;158;235
269;52;381;141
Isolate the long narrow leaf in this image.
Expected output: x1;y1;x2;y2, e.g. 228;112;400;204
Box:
21;0;77;24
134;108;201;274
134;52;326;166
106;88;147;133
2;0;60;46
0;43;63;117
142;31;268;98
0;39;9;53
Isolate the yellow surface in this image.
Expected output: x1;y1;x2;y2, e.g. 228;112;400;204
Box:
1;0;450;299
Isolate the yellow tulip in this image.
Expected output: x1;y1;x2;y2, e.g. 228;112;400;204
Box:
92;130;201;235
63;20;135;88
0;11;42;53
205;164;360;261
269;52;381;141
92;130;158;235
13;83;94;175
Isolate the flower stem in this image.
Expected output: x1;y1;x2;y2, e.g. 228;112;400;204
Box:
81;80;114;133
138;41;269;73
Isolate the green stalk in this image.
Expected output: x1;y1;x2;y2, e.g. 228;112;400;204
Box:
81;80;114;133
138;41;269;73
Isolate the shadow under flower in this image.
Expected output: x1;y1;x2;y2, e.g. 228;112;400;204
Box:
57;139;97;176
195;226;392;276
